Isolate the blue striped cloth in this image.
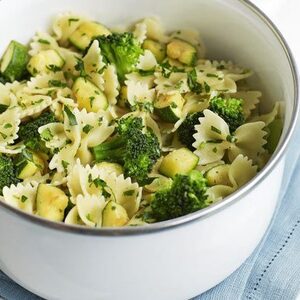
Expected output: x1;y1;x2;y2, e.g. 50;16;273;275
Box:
1;128;300;300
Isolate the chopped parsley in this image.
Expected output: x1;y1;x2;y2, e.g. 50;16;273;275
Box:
82;124;94;134
98;66;106;74
226;135;237;143
68;18;80;26
64;106;78;126
33;98;44;105
174;80;183;89
48;80;67;88
211;126;221;135
40;128;54;141
89;96;95;107
3;123;12;129
0;132;7;139
86;213;93;222
32;67;38;75
21;195;28;203
206;73;218;78
62;160;69;172
75;58;88;78
123;190;135;196
46;65;62;73
38;39;50;45
90;176;112;199
204;82;210;93
138;69;155;76
130;101;154;113
187;68;202;94
160;61;184;78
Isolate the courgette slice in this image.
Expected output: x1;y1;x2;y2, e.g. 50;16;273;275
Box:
154;92;185;123
36;184;68;222
167;38;197;66
205;164;231;186
27;49;65;76
266;119;283;154
118;86;129;108
159;148;199;178
69;21;111;50
143;39;166;63
144;176;173;192
0;40;29;82
15;150;45;180
102;201;129;227
72;77;108;112
96;162;123;176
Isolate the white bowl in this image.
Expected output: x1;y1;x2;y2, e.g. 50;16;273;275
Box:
0;0;298;299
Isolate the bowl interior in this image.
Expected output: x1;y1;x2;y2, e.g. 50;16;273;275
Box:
0;0;297;231
0;0;295;144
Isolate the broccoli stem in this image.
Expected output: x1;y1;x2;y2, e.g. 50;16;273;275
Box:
92;137;127;163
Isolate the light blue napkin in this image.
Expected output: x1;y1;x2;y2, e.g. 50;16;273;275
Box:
1;125;300;300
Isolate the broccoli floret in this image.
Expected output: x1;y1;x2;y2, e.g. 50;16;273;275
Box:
18;111;56;152
177;111;203;150
0;155;19;195
150;170;208;221
92;32;143;82
209;96;244;132
91;116;161;183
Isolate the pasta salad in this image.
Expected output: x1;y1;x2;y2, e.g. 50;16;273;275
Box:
0;13;282;227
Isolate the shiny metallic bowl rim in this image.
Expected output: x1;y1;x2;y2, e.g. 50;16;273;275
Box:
0;0;298;236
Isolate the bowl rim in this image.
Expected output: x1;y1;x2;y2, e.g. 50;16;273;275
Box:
0;0;298;236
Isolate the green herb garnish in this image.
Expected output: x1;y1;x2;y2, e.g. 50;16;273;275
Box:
211;126;221;134
123;190;135;196
48;80;67;88
64;106;78;126
38;39;50;45
83;124;93;134
187;68;202;94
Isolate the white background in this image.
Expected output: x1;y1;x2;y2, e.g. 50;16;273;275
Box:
253;0;300;65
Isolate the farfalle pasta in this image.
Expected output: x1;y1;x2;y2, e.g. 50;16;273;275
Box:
52;13;87;46
193;109;267;164
102;64;120;105
82;40;105;89
0;108;20;146
65;160;141;226
2;181;39;214
135;17;169;44
0;13;283;226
